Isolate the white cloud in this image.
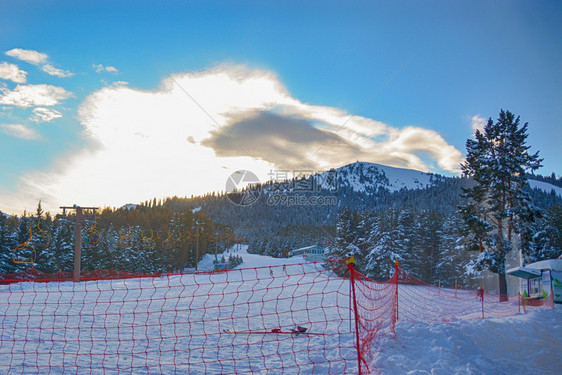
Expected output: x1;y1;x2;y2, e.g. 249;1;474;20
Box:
0;123;41;140
5;48;48;65
379;127;463;172
93;64;119;73
471;115;487;133
0;65;463;213
42;64;73;78
31;107;63;123
0;84;72;108
0;62;27;83
6;49;73;79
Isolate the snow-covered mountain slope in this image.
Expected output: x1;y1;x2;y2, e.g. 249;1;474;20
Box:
321;162;561;197
319;161;439;193
528;179;562;198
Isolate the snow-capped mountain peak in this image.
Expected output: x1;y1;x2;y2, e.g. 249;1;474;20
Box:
320;161;439;193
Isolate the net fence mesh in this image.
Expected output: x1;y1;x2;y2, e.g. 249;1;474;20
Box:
0;260;553;374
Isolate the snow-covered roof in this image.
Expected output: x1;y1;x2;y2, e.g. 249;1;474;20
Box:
525;259;562;272
507;259;562;278
293;245;322;251
507;266;542;279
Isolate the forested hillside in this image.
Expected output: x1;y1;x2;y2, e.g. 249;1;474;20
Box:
1;162;561;284
0;203;237;275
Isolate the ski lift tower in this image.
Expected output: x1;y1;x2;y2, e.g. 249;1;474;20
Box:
194;220;204;272
60;205;99;282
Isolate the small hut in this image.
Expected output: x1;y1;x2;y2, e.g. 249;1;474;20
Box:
507;257;562;303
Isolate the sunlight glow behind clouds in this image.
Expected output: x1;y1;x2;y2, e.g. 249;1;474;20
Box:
0;65;464;213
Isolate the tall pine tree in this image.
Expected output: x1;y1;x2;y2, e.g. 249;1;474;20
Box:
460;110;542;300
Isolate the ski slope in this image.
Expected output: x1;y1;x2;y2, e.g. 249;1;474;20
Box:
1;246;560;374
197;244;319;272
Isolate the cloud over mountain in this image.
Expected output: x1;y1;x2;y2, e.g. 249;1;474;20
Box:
0;65;463;213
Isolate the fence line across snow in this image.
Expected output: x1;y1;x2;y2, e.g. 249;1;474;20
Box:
0;260;553;374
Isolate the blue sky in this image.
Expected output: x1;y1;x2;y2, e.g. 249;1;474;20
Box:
1;0;561;214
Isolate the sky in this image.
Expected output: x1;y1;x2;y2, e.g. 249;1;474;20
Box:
1;0;561;215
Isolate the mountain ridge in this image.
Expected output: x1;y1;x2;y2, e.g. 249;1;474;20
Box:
320;161;440;193
319;160;561;197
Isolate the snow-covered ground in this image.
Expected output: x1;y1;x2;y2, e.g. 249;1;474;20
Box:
1;245;560;374
197;244;317;272
200;247;562;374
373;306;561;375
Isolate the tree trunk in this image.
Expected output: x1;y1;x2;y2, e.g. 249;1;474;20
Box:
498;272;508;302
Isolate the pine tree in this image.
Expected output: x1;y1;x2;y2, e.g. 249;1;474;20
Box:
0;214;17;274
417;210;443;283
395;209;422;277
364;210;399;280
460;110;542;300
325;207;361;275
50;219;75;272
437;214;472;287
521;205;562;263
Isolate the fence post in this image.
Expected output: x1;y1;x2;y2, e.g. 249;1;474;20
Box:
455;279;458;297
478;286;484;319
73;207;82;282
346;257;363;375
394;260;399;325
